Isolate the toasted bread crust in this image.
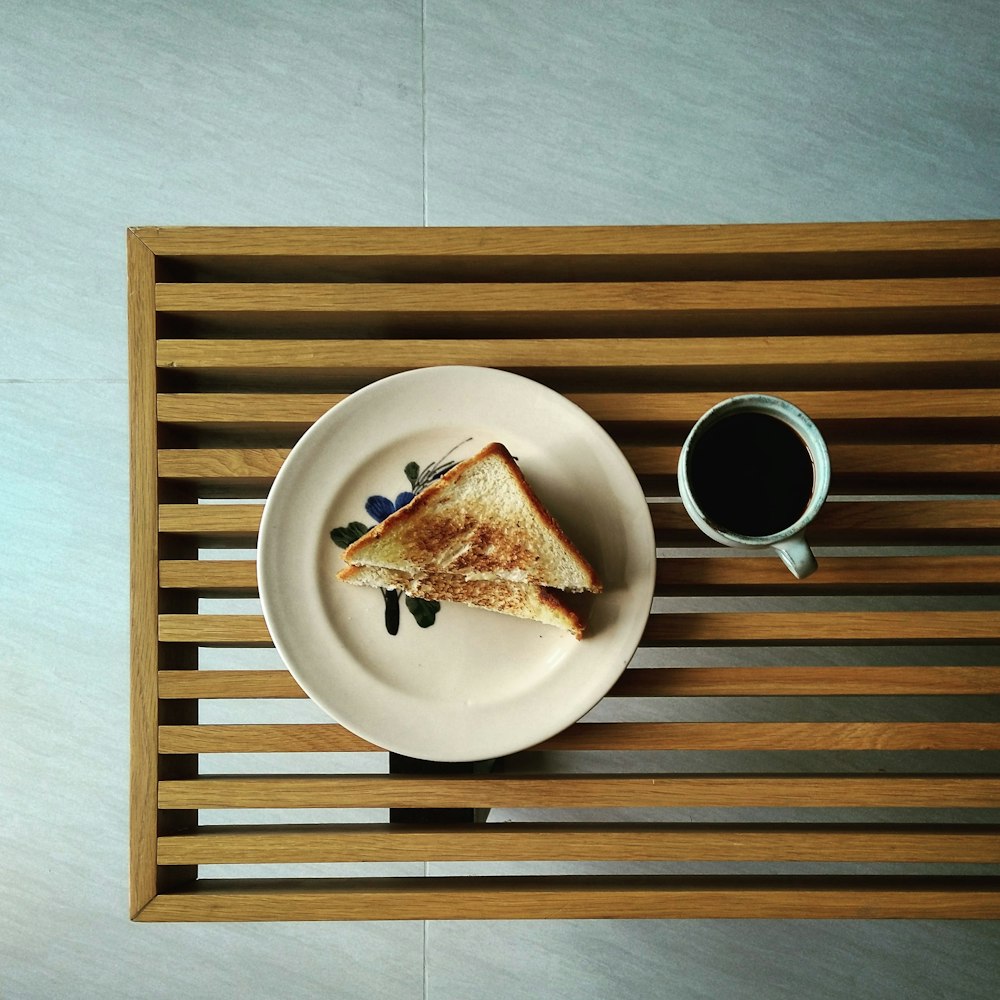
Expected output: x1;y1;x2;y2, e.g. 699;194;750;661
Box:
338;564;586;639
342;442;602;592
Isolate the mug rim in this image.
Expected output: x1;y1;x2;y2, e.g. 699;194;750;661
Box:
677;393;831;546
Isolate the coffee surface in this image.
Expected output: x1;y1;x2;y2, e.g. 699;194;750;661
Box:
687;411;814;537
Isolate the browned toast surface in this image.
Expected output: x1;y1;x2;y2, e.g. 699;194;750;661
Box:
342;442;602;593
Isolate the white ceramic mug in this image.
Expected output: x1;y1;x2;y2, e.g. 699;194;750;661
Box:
677;394;831;579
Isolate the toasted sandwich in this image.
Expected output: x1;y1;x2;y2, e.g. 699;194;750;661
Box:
339;442;600;637
341;442;601;592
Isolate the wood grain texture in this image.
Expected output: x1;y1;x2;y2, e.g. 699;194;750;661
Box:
156;387;1000;427
155;333;1000;373
158;721;1000;754
157;498;1000;546
159;559;258;590
156;665;1000;700
157;448;289;485
158;613;272;645
135;876;1000;921
154;442;1000;493
159;669;306;699
159;723;378;753
155;610;1000;645
127;230;160;917
158;774;1000;810
159;611;1000;646
656;555;1000;593
654;499;1000;544
157;554;1000;594
156;823;1000;865
610;666;1000;697
642;611;1000;645
628;443;1000;479
131;220;1000;258
158;502;262;540
154;277;1000;315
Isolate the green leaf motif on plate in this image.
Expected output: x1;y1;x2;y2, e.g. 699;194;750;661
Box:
330;521;371;549
405;596;441;628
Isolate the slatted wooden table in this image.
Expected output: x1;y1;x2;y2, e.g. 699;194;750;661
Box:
129;221;1000;921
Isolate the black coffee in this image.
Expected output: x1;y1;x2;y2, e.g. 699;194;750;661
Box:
687;411;814;537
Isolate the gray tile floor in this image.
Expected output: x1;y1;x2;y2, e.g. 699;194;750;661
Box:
2;2;998;998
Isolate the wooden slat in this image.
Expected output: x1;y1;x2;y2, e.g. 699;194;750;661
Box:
158;393;348;428
158;554;1000;594
158;614;272;645
155;443;1000;490
155;611;1000;646
657;555;1000;593
611;666;1000;697
155;278;1000;314
655;499;1000;544
160;724;378;753
627;443;1000;478
131;220;1000;258
797;499;1000;538
160;559;257;590
159;503;262;539
158;449;288;485
157;499;1000;546
155;333;1000;374
135;875;1000;921
157;823;1000;865
156;665;1000;700
540;722;1000;751
158;773;1000;810
127;230;161;916
642;611;1000;645
572;388;1000;422
159;669;305;699
156;387;1000;427
158;721;1000;754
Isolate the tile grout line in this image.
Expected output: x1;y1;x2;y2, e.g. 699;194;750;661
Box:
418;4;431;976
421;0;428;227
420;12;428;997
423;902;429;1000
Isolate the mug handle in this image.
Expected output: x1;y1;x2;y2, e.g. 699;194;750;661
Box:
773;533;817;579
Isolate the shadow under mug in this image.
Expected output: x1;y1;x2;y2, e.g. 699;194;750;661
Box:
677;394;831;579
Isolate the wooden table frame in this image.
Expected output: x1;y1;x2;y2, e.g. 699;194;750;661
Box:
129;222;1000;921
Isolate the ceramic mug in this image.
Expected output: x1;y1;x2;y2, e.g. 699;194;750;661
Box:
677;394;830;578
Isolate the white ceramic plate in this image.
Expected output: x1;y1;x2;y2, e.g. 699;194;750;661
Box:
258;366;656;761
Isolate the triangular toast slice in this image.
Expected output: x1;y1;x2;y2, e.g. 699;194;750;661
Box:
341;442;602;593
338;564;586;639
